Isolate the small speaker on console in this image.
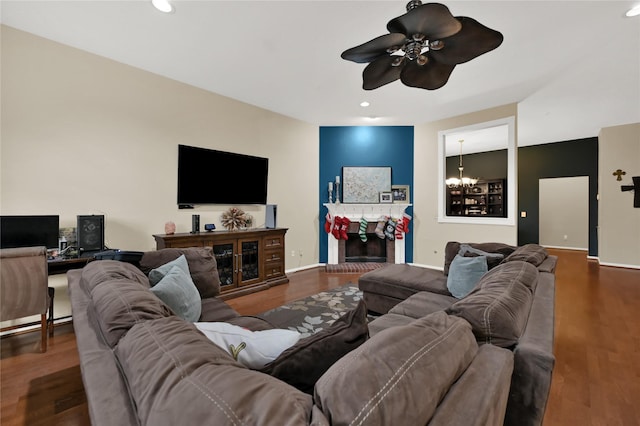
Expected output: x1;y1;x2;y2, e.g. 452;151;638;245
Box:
265;204;277;229
204;223;216;231
191;214;200;234
77;215;105;258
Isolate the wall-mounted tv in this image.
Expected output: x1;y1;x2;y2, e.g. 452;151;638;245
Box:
0;215;60;250
177;145;269;205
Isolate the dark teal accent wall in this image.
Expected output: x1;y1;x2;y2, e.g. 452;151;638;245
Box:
319;126;414;263
518;138;598;256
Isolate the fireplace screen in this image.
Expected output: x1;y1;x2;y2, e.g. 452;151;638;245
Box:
345;234;386;263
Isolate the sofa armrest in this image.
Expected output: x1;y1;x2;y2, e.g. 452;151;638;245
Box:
429;344;514;426
504;342;555;426
504;271;556;426
68;270;139;426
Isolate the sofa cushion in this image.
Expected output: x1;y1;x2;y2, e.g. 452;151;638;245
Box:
459;243;505;270
90;279;173;347
140;247;221;298
194;322;301;369
359;263;450;298
446;261;538;347
116;316;313;426
388;291;457;319
150;264;202;322
81;260;150;294
260;300;369;395
444;242;516;276
503;243;548;267
314;311;477;425
447;254;488;299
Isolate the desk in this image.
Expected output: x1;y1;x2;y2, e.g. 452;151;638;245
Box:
47;257;91;275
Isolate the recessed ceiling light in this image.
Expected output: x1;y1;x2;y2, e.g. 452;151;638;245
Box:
152;0;173;13
360;101;370;107
626;5;640;17
365;116;379;121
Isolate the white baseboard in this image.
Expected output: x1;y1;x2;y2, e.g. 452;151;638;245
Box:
407;262;444;271
597;261;640;270
286;263;324;274
543;245;588;251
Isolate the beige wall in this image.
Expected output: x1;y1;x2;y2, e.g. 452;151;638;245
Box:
598;123;640;267
1;26;319;321
539;176;589;250
413;104;518;268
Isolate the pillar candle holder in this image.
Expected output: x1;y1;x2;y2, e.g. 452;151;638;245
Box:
335;181;341;205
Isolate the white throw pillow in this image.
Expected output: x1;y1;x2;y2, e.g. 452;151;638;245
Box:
194;322;301;369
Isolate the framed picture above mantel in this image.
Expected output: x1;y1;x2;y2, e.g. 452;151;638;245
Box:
342;166;392;203
391;185;410;203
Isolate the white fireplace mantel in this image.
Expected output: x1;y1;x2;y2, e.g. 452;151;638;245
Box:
323;203;412;265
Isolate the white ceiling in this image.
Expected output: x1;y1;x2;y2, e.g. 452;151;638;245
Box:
1;0;639;149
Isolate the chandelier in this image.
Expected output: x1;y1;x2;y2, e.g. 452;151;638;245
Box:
446;139;477;188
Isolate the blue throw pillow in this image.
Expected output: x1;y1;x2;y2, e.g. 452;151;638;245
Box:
446;254;488;299
148;254;190;286
150;264;202;322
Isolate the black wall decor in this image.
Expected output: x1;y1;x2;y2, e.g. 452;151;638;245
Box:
621;176;640;207
518;137;598;257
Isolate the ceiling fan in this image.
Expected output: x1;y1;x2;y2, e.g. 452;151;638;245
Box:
341;0;504;90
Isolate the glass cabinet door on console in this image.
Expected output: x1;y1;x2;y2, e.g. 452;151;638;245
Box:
212;241;237;289
238;239;261;287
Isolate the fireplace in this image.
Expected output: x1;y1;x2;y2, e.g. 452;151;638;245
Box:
324;203;410;265
340;222;395;263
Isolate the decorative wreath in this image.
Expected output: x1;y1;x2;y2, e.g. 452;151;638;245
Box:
221;207;247;231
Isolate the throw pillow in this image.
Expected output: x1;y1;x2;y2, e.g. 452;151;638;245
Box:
259;299;369;395
503;243;548;266
148;254;190;286
140;247;221;298
459;243;505;270
194;322;301;369
150;264;202;322
446;254;488;299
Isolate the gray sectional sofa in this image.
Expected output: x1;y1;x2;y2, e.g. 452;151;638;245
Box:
70;246;518;426
359;242;557;426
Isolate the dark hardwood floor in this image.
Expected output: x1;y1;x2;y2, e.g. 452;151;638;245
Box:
1;250;638;425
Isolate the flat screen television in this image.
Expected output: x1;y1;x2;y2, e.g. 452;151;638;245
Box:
0;215;60;250
177;145;269;205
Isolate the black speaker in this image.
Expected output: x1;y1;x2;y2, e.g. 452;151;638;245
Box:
265;204;277;229
77;215;105;257
191;214;200;234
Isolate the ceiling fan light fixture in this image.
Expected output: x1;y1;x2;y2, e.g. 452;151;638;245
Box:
342;1;503;91
429;40;445;50
391;56;405;67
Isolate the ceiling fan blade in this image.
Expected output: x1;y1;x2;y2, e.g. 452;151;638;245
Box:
387;3;462;40
362;56;403;90
400;57;456;90
342;33;408;64
430;17;504;65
